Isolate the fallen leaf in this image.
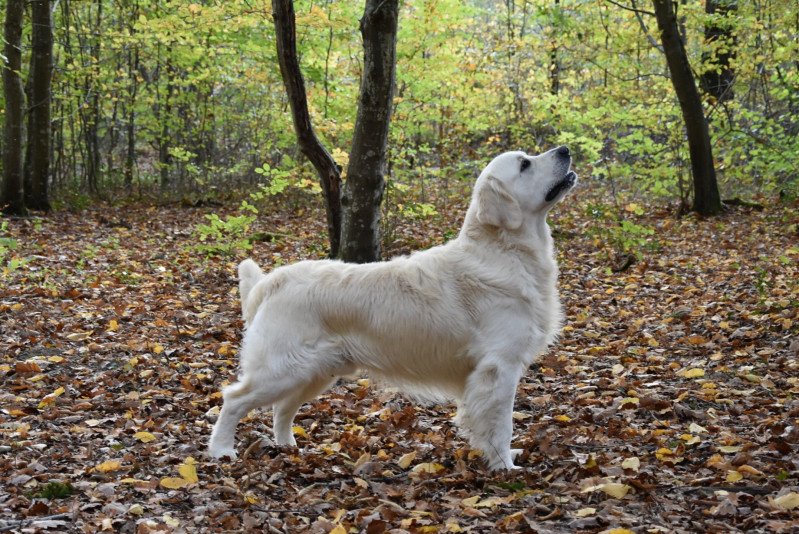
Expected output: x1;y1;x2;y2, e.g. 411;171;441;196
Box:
95;460;123;473
621;457;640;472
772;492;799;510
412;462;445;474
134;431;156;443
582;482;631;499
397;451;417;469
575;507;597;517
66;331;93;341
683;368;705;378
725;470;743;483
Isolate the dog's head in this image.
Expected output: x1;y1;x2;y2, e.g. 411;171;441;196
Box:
474;147;577;230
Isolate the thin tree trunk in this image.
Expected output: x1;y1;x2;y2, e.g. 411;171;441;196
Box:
27;0;54;211
125;41;139;190
700;0;736;103
272;0;342;258
653;0;722;216
158;55;174;191
339;0;399;263
550;0;561;96
1;0;27;215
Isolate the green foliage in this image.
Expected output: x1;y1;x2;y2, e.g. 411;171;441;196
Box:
7;0;794;223
0;221;17;263
193;207;257;257
33;482;75;500
585;202;658;263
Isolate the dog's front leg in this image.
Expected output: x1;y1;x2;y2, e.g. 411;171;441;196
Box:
458;361;524;471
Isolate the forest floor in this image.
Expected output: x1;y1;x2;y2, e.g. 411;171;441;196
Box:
1;184;798;533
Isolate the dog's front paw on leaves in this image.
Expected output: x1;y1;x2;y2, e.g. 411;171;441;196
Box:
208;447;237;460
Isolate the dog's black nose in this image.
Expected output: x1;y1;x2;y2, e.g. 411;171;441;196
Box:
557;146;570;157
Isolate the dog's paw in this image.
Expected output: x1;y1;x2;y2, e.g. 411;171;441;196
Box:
208;446;237;460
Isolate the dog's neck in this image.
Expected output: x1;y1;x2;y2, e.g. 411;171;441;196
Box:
460;208;554;260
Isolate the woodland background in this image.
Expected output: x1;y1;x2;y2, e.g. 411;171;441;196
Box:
1;0;798;532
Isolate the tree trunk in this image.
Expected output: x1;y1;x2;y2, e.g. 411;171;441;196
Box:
652;0;722;216
27;0;54;211
550;0;561;96
339;0;399;263
272;0;342;258
1;0;27;215
700;0;736;103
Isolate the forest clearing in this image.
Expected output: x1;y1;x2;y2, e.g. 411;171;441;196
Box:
1;188;797;532
2;0;799;532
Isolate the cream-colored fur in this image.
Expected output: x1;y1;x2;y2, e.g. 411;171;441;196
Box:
209;147;577;470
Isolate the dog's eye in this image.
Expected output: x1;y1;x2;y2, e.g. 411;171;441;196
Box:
520;159;531;172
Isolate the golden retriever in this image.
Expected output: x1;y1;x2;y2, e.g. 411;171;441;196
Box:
209;147;577;470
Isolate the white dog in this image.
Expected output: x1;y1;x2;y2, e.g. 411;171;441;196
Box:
208;147;577;470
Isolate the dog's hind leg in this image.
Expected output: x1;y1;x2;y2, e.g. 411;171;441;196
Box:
457;362;524;471
272;374;338;446
208;370;311;459
208;379;266;459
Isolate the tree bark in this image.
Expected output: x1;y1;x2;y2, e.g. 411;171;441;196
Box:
1;0;27;215
339;0;399;263
653;0;722;216
272;0;342;258
700;0;736;103
26;0;54;211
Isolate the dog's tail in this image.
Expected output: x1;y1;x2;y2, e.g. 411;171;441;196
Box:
238;259;265;324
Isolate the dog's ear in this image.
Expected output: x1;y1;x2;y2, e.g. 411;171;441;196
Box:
476;175;523;230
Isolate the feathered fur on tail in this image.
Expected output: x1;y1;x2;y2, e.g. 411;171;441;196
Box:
238;259;265;325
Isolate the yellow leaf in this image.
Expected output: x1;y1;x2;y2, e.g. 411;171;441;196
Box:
107;320;119;332
683;368;705;378
575;507;596;517
160;477;190;489
582;483;631;499
38;387;66;409
66;331;93;341
461;495;481;507
554;414;572;422
95;460;123;473
134;431;156;443
292;425;308;439
736;464;764;477
48;356;64;363
688;423;708;434
163;515;180;527
153;344;164;354
177;458;198;484
329;525;347;534
621;457;640;472
244;493;259;505
772;492;799;510
412;462;444;474
397;451;417;469
599;483;631;499
600;529;636;534
619;397;639;408
718;445;742;454
725;470;743;483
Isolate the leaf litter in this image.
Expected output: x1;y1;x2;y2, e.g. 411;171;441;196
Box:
1;191;797;532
